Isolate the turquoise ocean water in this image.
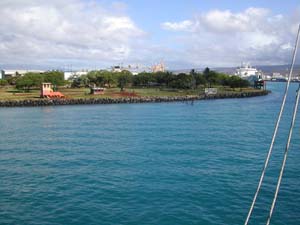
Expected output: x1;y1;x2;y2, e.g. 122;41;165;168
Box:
0;82;300;225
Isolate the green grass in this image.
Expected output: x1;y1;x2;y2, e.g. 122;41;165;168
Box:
0;86;265;101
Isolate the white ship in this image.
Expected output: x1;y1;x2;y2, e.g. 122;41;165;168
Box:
235;63;262;79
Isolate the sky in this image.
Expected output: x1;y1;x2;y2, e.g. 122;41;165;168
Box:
0;0;300;70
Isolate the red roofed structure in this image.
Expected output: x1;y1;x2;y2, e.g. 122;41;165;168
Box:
40;83;65;98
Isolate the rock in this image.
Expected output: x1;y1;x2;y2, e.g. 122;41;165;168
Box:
0;91;270;107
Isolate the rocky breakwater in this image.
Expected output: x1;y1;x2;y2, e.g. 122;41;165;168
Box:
0;90;270;107
200;90;270;100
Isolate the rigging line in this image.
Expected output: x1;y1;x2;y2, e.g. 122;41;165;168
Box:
266;77;300;225
244;24;300;225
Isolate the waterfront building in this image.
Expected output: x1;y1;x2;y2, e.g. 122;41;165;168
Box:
0;70;4;79
64;71;88;80
111;64;151;75
0;69;44;79
152;61;165;73
111;65;122;73
262;74;272;81
271;72;288;81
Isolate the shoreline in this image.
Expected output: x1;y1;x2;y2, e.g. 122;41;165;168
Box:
0;90;270;107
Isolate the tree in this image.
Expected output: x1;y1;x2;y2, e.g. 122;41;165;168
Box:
16;72;43;91
203;68;219;88
194;73;206;87
6;72;21;85
227;76;250;89
155;71;167;85
43;71;65;86
87;71;98;85
100;70;116;88
71;75;90;88
133;72;151;86
217;73;229;86
189;69;197;89
86;70;117;87
117;70;132;91
203;67;210;77
155;71;174;86
170;73;193;89
0;79;8;86
164;71;174;87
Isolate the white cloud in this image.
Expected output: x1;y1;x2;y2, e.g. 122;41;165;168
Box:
1;2;299;70
161;20;194;31
0;0;145;69
161;7;300;67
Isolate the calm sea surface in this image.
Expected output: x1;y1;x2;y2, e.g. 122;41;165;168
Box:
1;82;300;225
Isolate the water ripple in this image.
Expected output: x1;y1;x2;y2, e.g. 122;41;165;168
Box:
0;82;300;225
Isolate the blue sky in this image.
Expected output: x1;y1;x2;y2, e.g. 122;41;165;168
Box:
123;0;299;44
114;0;299;32
0;0;299;70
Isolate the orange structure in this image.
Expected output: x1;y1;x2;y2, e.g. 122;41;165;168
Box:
40;83;65;98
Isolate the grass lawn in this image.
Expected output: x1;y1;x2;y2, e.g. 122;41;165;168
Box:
0;86;265;101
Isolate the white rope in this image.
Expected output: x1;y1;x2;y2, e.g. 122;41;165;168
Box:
266;79;300;225
244;24;300;225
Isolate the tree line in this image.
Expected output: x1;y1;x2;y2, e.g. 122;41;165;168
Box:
0;71;65;91
72;67;249;90
0;68;250;91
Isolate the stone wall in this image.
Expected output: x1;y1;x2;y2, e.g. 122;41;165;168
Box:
0;91;270;107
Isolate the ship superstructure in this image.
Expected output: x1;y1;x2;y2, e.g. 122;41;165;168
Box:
235;63;262;79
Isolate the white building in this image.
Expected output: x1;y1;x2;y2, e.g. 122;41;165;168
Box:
1;69;45;79
152;61;165;73
272;72;288;81
0;70;4;79
111;64;151;75
111;66;122;73
64;71;88;80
